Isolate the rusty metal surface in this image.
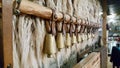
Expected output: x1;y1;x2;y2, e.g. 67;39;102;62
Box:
2;0;13;68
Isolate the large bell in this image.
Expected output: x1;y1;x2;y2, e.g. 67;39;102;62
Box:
65;33;71;48
77;33;81;43
72;33;77;45
56;33;65;51
44;33;57;58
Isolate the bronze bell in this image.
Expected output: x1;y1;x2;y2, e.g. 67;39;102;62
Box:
90;33;92;39
77;33;81;43
81;33;85;41
87;34;89;40
65;33;71;48
84;34;86;40
56;33;65;51
85;34;87;40
81;34;83;42
89;33;91;39
91;33;95;38
93;34;95;38
72;34;77;45
88;33;90;39
44;33;57;58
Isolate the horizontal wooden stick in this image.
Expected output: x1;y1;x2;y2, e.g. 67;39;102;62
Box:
18;0;70;22
19;0;52;19
18;0;64;21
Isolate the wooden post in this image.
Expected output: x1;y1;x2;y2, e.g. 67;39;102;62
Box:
102;0;107;47
101;0;107;68
2;0;13;68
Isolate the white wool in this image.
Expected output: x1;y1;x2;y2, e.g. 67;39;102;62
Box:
67;0;73;16
35;18;45;68
62;0;67;13
45;0;56;9
20;16;32;68
13;15;21;68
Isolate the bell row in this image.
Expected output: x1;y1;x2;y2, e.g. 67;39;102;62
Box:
44;32;97;58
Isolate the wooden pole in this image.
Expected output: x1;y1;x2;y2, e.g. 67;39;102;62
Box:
2;0;13;68
18;0;64;20
102;0;107;68
19;0;52;19
102;0;107;47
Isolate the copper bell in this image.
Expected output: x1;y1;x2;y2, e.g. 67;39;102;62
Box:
56;33;65;51
77;33;81;43
88;33;90;39
44;34;57;58
81;33;85;41
65;33;71;48
72;34;77;45
92;33;95;38
90;33;92;39
84;34;86;41
85;34;87;40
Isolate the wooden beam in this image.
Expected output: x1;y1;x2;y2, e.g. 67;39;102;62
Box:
101;0;108;68
102;0;107;47
2;0;13;68
18;0;64;20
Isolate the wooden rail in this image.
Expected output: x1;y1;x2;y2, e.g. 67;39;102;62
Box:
18;0;63;20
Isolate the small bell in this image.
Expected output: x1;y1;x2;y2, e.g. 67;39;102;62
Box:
72;33;77;45
56;33;65;51
77;33;81;43
65;33;71;48
89;33;91;39
81;34;85;41
92;33;95;38
85;34;87;40
87;33;90;40
44;33;57;58
84;34;86;41
90;33;92;39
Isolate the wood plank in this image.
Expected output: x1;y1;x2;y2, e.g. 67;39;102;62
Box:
74;52;100;68
74;52;97;68
79;47;91;58
2;0;13;68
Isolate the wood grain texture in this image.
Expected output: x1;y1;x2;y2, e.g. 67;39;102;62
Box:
2;0;13;67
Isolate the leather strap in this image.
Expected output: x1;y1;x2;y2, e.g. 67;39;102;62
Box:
51;21;56;35
45;20;51;33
